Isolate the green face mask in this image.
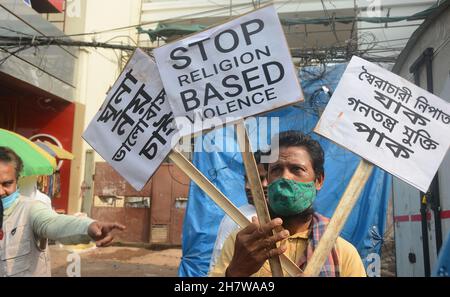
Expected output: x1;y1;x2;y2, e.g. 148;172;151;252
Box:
268;178;316;216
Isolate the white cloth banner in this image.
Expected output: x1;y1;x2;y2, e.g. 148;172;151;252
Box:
83;49;179;191
315;56;450;192
154;5;303;136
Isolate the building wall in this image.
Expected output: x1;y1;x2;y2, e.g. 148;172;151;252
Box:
392;5;450;276
0;82;76;213
0;1;79;213
91;162;189;245
67;101;85;214
357;0;435;60
140;0;359;49
139;0;433;59
64;0;142;213
140;0;434;20
0;0;77;101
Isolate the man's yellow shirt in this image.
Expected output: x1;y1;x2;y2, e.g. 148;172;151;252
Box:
210;228;367;277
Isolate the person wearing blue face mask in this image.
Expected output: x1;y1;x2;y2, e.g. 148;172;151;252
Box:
210;131;366;277
0;146;126;277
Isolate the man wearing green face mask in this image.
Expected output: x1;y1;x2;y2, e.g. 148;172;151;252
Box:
210;131;366;277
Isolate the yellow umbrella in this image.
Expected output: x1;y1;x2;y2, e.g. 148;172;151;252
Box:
34;140;74;160
0;128;57;176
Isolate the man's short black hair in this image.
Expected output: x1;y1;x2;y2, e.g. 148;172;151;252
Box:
0;146;23;180
276;130;324;179
244;150;269;183
253;150;269;170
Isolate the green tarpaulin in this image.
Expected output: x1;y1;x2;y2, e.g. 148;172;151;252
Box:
137;23;207;42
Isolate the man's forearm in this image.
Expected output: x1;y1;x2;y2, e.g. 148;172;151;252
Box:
30;202;94;244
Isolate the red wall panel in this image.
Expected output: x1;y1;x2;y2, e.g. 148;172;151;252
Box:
1;73;75;213
48;0;64;12
15;98;74;213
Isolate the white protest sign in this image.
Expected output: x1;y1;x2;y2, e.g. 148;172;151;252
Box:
315;56;450;192
83;49;179;191
154;5;303;136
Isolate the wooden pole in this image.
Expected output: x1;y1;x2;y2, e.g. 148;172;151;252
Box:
235;121;284;277
81;149;95;217
168;149;302;276
303;159;373;276
168;150;249;227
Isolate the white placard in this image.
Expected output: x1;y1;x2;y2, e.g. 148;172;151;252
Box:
154;5;303;136
315;56;450;192
83;49;179;191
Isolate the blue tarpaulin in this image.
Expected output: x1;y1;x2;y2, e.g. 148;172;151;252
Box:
178;63;392;276
433;232;450;277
